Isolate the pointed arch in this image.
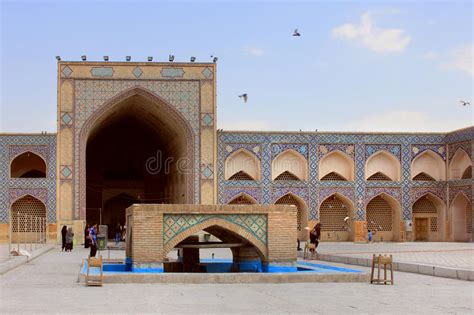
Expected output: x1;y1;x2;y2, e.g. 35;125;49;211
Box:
367;172;392;181
319;193;356;241
274;193;308;240
274;170;300;181
365;150;401;181
449;192;472;242
10;152;47;178
162;218;267;262
449;149;472;180
321;171;348;181
411;150;445;181
319;150;354;181
272;149;308;181
78;86;196;219
10;195;47;243
228;193;258;205
412;193;446;241
462;166;472;179
366;193;402;241
225;148;261;181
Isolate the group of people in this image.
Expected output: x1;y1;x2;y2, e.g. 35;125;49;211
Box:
62;223;126;257
61;225;74;252
114;223;126;245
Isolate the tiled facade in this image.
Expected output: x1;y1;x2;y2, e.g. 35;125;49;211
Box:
0;61;472;244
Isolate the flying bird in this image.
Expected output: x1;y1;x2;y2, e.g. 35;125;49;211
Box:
460;100;471;106
238;94;248;103
293;29;301;37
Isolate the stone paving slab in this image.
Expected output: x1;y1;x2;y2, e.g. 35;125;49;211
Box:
299;242;474;281
0;244;54;275
1;246;473;314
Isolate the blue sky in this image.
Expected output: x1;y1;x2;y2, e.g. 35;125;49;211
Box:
1;0;472;133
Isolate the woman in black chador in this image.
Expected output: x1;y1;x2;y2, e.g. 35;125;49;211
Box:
61;225;67;251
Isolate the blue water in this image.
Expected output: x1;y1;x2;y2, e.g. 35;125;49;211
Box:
81;259;363;275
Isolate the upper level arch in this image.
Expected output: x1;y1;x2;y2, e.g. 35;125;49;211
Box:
319;150;354;181
449;149;472;180
365;150;401;181
272;149;308;181
411;150;445;181
10;152;47;178
225;148;261;181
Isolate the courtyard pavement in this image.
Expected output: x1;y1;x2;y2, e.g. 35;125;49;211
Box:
314;242;474;270
1;245;473;314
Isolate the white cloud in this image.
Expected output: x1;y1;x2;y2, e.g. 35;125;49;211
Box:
244;46;265;56
332;12;411;53
443;44;473;77
345;110;472;132
218;119;272;131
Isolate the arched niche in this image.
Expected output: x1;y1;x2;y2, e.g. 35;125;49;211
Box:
225;149;261;181
274;193;308;240
319;151;354;181
10;195;47;243
228;193;258;205
366;193;402;241
272;149;308;181
412;193;446;241
449;149;472;180
319;193;355;241
449;193;472;242
10;152;47;178
411;150;445;181
82;87;195;223
365;150;401;181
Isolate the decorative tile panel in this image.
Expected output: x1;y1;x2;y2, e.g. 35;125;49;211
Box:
319;187;355;205
201;67;213;79
60;165;73;180
365;187;402;206
271;143;309;160
161;68;185;78
366;144;401;160
411;144;446;160
61;66;73;78
201;113;213;127
132;66;143;78
60;112;73;126
90;67;114;77
163;213;267;245
410;186;447;205
223;187;262;204
201;164;214;180
9;145;49;162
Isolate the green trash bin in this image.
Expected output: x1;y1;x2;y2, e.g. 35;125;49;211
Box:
97;236;106;250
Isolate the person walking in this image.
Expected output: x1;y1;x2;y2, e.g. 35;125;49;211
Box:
309;223;321;253
89;224;97;257
65;227;74;251
84;224;90;248
61;225;67;251
114;223;121;245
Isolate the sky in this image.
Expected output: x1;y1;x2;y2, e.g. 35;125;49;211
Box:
0;0;473;133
